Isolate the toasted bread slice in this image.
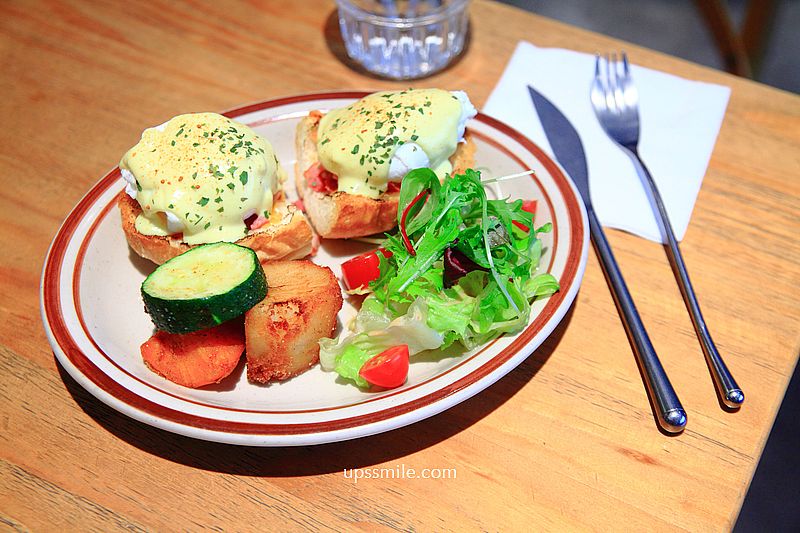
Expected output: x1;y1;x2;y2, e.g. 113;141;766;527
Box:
118;190;313;265
244;260;342;383
295;112;476;239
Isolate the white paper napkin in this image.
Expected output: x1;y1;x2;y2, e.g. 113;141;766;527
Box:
484;42;731;243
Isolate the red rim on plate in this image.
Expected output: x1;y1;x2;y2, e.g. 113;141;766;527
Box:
40;92;588;445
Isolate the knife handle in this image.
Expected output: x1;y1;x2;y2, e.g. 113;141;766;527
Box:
587;208;687;433
627;152;744;409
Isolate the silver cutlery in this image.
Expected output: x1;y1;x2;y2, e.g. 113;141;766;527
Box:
591;52;744;409
529;85;687;433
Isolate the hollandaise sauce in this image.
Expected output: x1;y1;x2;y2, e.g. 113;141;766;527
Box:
316;89;465;199
120;113;282;245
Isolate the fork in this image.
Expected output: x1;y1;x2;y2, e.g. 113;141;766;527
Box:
591;52;744;409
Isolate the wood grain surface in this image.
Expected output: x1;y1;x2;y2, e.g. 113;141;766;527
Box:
2;0;799;531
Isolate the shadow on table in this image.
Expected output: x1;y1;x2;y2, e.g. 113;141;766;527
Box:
322;9;472;81
57;302;575;477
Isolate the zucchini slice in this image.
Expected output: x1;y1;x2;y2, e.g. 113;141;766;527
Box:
142;242;267;334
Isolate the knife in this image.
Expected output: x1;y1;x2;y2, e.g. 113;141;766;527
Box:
529;85;687;433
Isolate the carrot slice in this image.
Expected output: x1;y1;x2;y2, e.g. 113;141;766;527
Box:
140;321;244;388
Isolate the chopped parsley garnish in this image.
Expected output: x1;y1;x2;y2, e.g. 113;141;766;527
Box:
197;197;209;206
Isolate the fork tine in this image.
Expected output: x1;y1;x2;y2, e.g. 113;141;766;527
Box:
591;54;608;111
619;51;639;108
621;54;627;80
604;53;616;110
618;52;630;88
618;52;631;106
619;52;634;111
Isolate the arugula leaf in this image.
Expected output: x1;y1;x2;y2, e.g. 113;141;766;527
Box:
388;208;461;296
396;167;440;235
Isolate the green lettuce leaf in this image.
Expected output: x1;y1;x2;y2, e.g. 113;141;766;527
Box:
319;299;444;388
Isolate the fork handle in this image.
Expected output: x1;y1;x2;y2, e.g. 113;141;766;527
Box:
588;207;687;432
625;148;744;408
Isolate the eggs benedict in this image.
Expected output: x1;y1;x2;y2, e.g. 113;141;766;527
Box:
119;112;313;264
295;89;477;239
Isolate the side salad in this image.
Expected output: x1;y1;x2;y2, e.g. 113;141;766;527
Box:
320;168;560;388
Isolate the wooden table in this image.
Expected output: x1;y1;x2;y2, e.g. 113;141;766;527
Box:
2;1;798;530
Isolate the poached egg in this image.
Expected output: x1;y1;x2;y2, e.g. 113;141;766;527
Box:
316;89;477;199
120;112;284;245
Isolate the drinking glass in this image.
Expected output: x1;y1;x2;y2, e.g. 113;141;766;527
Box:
336;0;470;79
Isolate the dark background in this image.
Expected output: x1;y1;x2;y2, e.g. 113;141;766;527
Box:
499;0;800;93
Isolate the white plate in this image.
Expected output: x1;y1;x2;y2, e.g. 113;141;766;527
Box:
41;92;589;446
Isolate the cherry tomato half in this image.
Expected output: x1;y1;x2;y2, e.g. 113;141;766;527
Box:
512;199;538;232
359;345;410;389
341;248;391;291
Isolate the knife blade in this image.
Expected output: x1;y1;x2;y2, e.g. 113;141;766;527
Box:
528;85;687;433
527;86;591;208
